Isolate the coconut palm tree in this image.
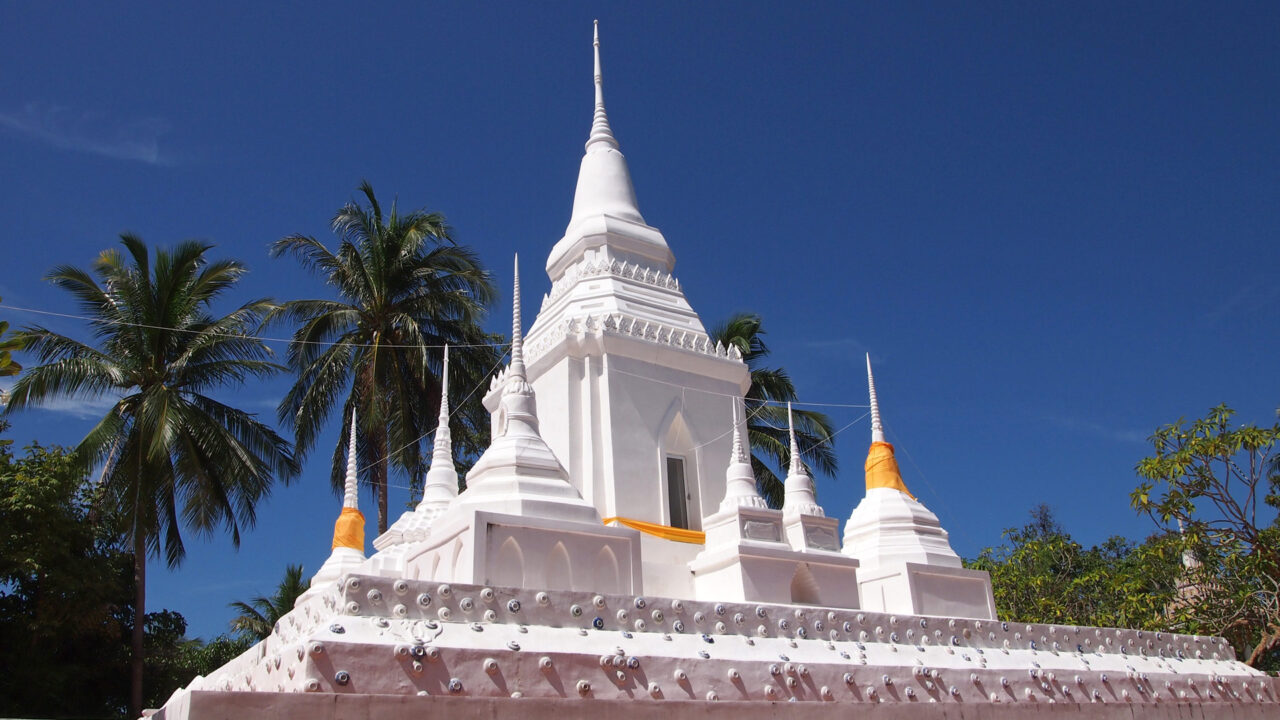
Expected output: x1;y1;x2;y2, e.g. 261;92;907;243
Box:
229;564;308;641
3;236;298;718
271;181;499;533
710;313;837;507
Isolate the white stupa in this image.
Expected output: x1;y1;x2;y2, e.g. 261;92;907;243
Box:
842;355;996;619
149;23;1278;720
302;410;365;596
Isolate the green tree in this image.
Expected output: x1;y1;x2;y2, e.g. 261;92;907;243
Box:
1132;404;1280;669
710;312;837;507
0;420;242;719
271;181;499;533
0;296;23;379
3;236;299;717
968;505;1183;630
228;563;308;641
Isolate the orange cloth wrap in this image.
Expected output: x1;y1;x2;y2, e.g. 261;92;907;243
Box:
332;507;366;550
865;441;913;498
603;516;706;545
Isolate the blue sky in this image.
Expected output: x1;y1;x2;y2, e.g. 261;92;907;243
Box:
2;2;1277;640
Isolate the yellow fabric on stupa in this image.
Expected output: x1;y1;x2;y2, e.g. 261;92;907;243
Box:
332;506;366;550
865;441;914;498
603;516;705;544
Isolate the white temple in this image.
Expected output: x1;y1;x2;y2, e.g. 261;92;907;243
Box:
151;22;1278;720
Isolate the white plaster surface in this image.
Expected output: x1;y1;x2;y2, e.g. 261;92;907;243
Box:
154;577;1279;719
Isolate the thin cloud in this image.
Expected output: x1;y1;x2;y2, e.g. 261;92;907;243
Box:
803;337;866;351
0;102;173;166
1042;414;1148;445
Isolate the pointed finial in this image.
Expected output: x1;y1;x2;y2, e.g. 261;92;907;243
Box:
788;402;804;475
438;344;450;424
587;20;619;151
867;353;885;443
343;408;359;509
510;255;525;377
730;397;747;463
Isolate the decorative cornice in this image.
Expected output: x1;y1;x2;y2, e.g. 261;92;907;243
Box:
540;257;681;312
513;312;741;377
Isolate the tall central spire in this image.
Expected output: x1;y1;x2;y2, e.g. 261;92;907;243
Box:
867;353;886;443
550;19;664;276
588;19;619;151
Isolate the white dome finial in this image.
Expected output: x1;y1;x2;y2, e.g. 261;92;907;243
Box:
867;353;885;443
343;408;359;509
587;20;618;151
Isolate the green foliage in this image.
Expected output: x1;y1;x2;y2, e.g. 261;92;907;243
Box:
0;297;23;378
968;505;1184;631
709;312;837;507
1132;404;1280;669
229;563;308;641
0;420;244;718
271;181;500;532
3;236;300;715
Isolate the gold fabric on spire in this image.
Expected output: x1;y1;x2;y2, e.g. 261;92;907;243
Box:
865;441;913;498
331;507;366;550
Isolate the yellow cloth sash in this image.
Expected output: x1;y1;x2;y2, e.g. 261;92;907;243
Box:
604;516;705;544
332;507;366;550
865;441;914;498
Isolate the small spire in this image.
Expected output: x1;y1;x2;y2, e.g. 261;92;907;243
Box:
438;344;450;425
867;353;885;443
788;402;803;475
343;409;359;509
587;20;619;151
433;345;452;455
510;255;525;378
730;397;747;463
721;395;766;510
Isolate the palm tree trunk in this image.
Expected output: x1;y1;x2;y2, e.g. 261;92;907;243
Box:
130;526;145;719
372;423;388;534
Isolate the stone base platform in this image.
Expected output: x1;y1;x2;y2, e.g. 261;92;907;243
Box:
151;576;1279;719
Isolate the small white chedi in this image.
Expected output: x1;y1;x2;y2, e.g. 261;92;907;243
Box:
151;22;1278;720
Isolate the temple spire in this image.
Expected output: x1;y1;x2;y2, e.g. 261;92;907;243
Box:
731;396;747;464
419;344;458;509
509;255;526;380
867;353;886;443
343;409;359;509
308;411;367;588
437;344;450;426
587;19;619;151
862;354;913;497
721;396;765;510
787;402;804;476
783;401;824;518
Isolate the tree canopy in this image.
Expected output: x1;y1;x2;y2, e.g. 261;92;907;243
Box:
1132;405;1280;668
271;182;500;532
0;421;247;718
4;236;298;716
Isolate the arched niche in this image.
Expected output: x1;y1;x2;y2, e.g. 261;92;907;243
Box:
493;536;525;587
790;563;821;605
592;546;620;594
450;540;467;582
544;541;573;590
